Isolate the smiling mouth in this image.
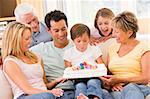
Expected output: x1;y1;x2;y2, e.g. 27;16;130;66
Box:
59;37;66;40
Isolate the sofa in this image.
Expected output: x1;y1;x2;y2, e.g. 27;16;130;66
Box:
0;34;150;99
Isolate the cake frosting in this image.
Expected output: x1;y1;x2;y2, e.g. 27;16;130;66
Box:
63;62;107;79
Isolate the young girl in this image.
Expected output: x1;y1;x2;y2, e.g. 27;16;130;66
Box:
64;23;104;99
90;8;115;45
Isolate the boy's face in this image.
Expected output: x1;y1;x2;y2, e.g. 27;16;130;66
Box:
74;32;90;52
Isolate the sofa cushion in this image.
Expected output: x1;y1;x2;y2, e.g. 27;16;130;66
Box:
0;69;13;99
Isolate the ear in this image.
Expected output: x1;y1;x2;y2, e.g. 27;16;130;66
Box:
127;30;133;38
47;28;52;34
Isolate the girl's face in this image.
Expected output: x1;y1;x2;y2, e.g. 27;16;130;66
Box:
112;27;129;43
74;32;90;52
20;29;32;52
97;16;112;36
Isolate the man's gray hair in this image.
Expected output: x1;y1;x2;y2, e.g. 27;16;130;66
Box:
14;3;36;21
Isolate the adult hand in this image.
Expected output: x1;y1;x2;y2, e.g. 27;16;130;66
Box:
101;75;118;86
90;36;100;45
55;77;67;83
50;88;64;97
111;83;123;91
98;36;111;43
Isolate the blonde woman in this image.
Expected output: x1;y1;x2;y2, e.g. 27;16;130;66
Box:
102;11;150;99
2;22;64;99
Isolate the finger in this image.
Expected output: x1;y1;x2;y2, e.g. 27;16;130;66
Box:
112;87;119;91
117;85;123;91
61;78;66;83
103;75;112;78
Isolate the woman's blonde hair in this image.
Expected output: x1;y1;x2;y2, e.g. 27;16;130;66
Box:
111;11;139;38
2;22;38;63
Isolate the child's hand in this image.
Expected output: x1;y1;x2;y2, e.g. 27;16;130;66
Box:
72;66;79;71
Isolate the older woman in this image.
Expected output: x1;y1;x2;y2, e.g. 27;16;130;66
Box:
102;11;150;99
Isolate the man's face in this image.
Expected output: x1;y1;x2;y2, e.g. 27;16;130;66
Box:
20;12;39;32
49;19;68;47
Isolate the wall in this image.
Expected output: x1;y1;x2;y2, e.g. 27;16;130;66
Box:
21;0;44;21
138;18;150;34
0;0;17;17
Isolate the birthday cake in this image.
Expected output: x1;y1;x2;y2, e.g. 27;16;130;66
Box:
63;62;107;79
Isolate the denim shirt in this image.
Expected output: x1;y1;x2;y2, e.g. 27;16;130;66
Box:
30;22;53;47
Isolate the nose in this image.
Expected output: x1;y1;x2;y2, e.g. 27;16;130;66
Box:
58;30;65;36
31;21;37;28
28;38;32;45
101;24;107;29
80;42;86;47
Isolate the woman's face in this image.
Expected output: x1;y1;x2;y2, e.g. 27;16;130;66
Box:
20;29;32;52
112;27;129;43
97;16;112;37
74;33;90;52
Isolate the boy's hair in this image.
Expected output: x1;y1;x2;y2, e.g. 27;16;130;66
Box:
45;10;68;29
94;8;115;36
111;11;138;38
70;23;90;40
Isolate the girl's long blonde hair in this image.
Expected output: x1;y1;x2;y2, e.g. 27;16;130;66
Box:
2;22;38;63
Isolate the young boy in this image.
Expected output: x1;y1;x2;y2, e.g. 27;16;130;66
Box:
63;23;104;99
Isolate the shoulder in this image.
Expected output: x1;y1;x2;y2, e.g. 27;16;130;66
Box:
30;42;46;52
4;56;18;63
65;46;75;54
88;45;100;51
137;41;150;53
139;41;149;48
39;22;47;29
3;56;19;70
67;39;74;48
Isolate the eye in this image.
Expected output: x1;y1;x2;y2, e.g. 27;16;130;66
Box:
105;22;109;25
54;30;59;33
25;36;31;40
83;40;87;42
77;40;81;43
27;22;31;25
32;18;36;22
98;23;102;25
61;27;67;31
